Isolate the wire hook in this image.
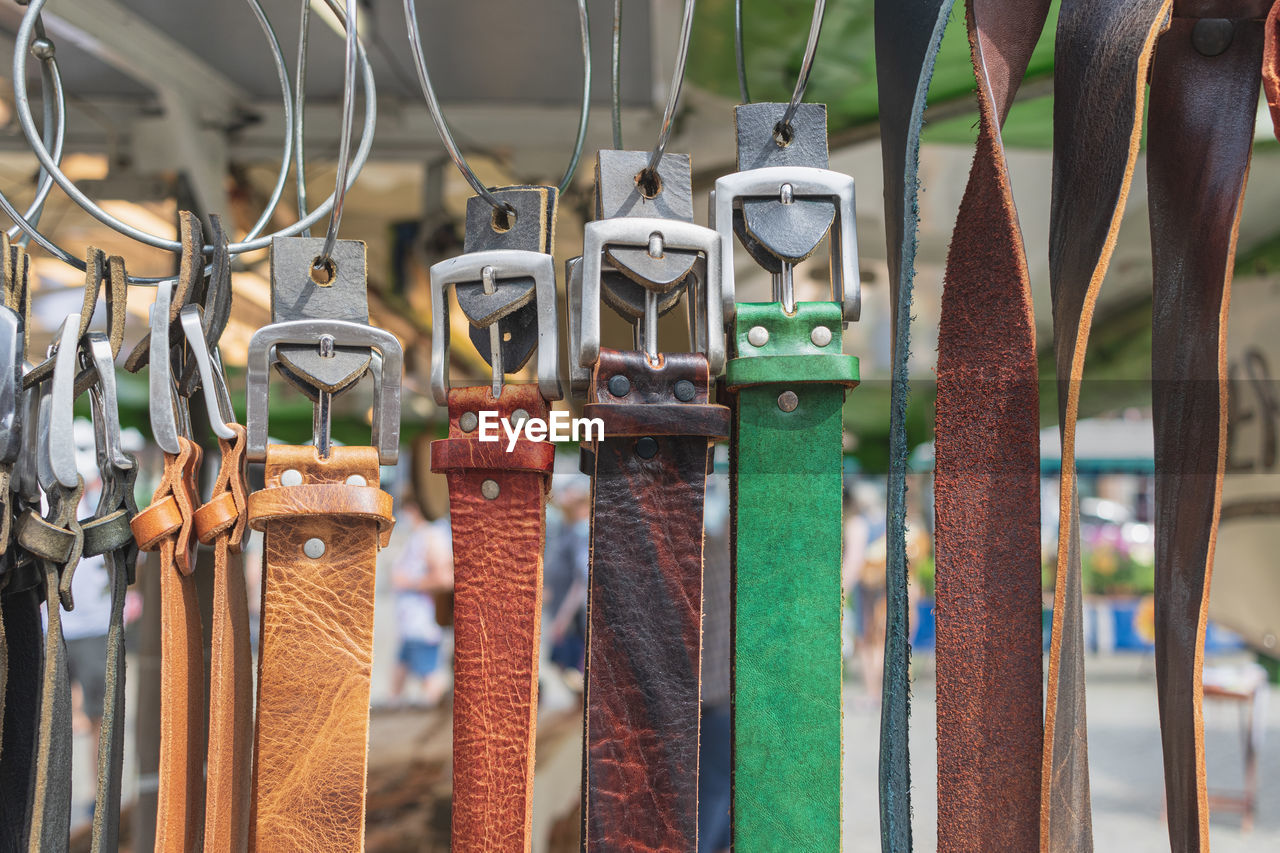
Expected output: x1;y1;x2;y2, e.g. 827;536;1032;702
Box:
641;0;695;183
403;0;592;213
778;0;826;138
318;0;360;266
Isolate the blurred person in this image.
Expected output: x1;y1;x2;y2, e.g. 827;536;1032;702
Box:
388;500;452;707
544;476;590;685
698;463;731;853
844;485;887;703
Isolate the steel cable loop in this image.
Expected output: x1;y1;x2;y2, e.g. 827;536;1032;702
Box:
778;0;826;138
640;0;695;184
734;0;750;105
403;0;591;216
0;16;67;256
10;0;376;281
612;0;624;150
317;0;360;266
295;0;312;239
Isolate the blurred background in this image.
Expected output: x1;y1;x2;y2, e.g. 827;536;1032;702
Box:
2;1;1277;850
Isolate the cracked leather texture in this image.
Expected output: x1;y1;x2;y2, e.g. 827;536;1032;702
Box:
432;385;551;853
249;445;391;853
1148;13;1264;851
198;426;253;853
133;439;205;853
934;2;1049;850
729;303;852;851
1044;3;1171;850
583;348;720;853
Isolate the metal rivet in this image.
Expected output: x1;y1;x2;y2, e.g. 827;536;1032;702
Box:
608;375;631;397
303;538;325;559
1191;19;1233;56
747;326;769;347
481;479;501;500
345;474;366;487
811;326;833;347
510;408;530;426
280;469;303;486
635;437;658;459
674;380;696;402
459;411;479;432
778;391;799;413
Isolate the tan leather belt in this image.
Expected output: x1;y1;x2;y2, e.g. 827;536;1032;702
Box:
194;425;252;852
934;1;1050;849
247;445;392;851
132;437;205;852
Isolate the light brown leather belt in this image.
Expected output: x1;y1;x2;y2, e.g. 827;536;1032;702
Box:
247;446;392;851
132;437;205;852
934;1;1049;849
194;425;252;852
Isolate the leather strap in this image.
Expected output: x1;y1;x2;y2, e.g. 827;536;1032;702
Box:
430;385;552;853
81;464;139;853
934;2;1049;849
132;437;205;852
727;301;857;850
248;445;392;852
873;2;956;845
195;425;252;852
0;577;42;851
582;348;727;852
1044;3;1171;849
1149;9;1266;850
16;476;84;852
1267;3;1280;131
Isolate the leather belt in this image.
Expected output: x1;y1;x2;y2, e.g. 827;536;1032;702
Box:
132;438;206;852
933;2;1049;849
195;425;252;852
1148;7;1268;851
246;236;400;852
873;2;956;844
428;185;562;853
1044;3;1172;849
247;445;392;850
582;348;727;852
713;100;860;850
431;386;553;852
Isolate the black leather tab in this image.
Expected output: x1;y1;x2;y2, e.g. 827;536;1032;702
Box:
458;187;556;372
595;151;696;316
270;238;372;396
734;103;836;270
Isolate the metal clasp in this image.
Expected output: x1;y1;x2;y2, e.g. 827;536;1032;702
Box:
245;319;402;465
147;280;193;456
428;249;562;406
575;217;725;379
78;331;134;476
0;305;21;466
43;313;82;490
178;303;236;439
711;166;860;324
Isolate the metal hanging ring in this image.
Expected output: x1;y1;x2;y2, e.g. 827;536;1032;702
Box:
295;0;313;239
0;16;67;252
403;0;591;214
612;0;623;150
734;0;750;104
317;0;360;265
777;0;826;140
641;0;695;183
10;0;377;279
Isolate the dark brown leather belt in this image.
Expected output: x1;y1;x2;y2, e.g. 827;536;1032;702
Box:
934;1;1049;849
1149;7;1268;850
582;348;727;851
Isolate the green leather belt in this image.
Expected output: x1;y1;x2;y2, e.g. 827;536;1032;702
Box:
728;301;857;851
